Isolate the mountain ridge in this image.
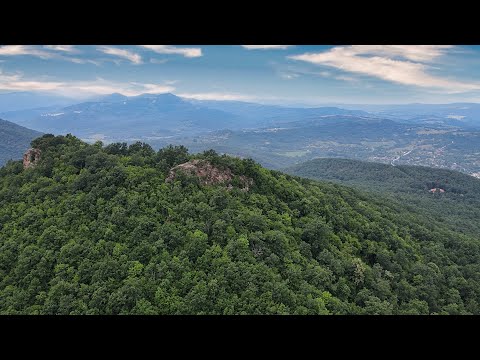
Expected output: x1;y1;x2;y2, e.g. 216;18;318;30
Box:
0;118;43;166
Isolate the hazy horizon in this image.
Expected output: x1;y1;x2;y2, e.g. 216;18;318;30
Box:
2;90;480;109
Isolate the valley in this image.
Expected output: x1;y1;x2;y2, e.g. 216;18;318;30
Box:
2;93;480;176
147;120;480;174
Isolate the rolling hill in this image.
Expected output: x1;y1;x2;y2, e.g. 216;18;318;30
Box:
285;158;480;236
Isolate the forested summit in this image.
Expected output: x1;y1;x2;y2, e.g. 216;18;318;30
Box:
0;134;479;314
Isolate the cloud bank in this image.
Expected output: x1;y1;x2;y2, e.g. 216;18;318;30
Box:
0;70;175;98
0;45;54;59
290;45;480;93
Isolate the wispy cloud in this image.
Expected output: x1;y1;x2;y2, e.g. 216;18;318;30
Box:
177;92;254;101
0;45;100;65
346;45;452;62
0;70;174;98
68;57;101;66
289;45;480;93
140;45;202;58
0;45;54;59
242;45;292;50
43;45;78;53
97;46;142;64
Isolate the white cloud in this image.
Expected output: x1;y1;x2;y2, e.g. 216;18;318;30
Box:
0;71;63;91
69;57;101;66
348;45;453;62
242;45;292;50
43;45;77;53
0;45;53;59
177;92;253;101
140;45;202;58
0;70;174;98
0;45;101;65
97;46;142;64
290;45;480;93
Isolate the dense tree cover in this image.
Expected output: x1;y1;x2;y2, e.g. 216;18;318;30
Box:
0;118;42;167
286;158;480;237
0;135;479;314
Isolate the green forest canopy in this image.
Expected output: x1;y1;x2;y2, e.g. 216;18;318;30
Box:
0;134;479;314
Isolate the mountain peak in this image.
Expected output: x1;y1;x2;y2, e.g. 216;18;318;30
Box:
134;92;179;99
95;93;128;103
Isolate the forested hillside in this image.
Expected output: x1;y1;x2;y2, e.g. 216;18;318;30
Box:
0;135;479;314
285;158;480;237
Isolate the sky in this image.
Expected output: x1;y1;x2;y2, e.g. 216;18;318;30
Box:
1;45;480;105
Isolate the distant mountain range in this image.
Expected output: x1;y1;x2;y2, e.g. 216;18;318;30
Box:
187;98;370;124
0;118;43;166
1;93;242;139
0;93;379;140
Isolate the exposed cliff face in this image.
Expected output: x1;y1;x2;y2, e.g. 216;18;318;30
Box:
166;159;253;191
23;148;41;169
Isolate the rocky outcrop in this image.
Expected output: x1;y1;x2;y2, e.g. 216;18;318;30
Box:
429;188;445;193
23;148;41;169
166;159;253;191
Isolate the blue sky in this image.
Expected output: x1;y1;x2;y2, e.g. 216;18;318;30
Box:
1;45;480;104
